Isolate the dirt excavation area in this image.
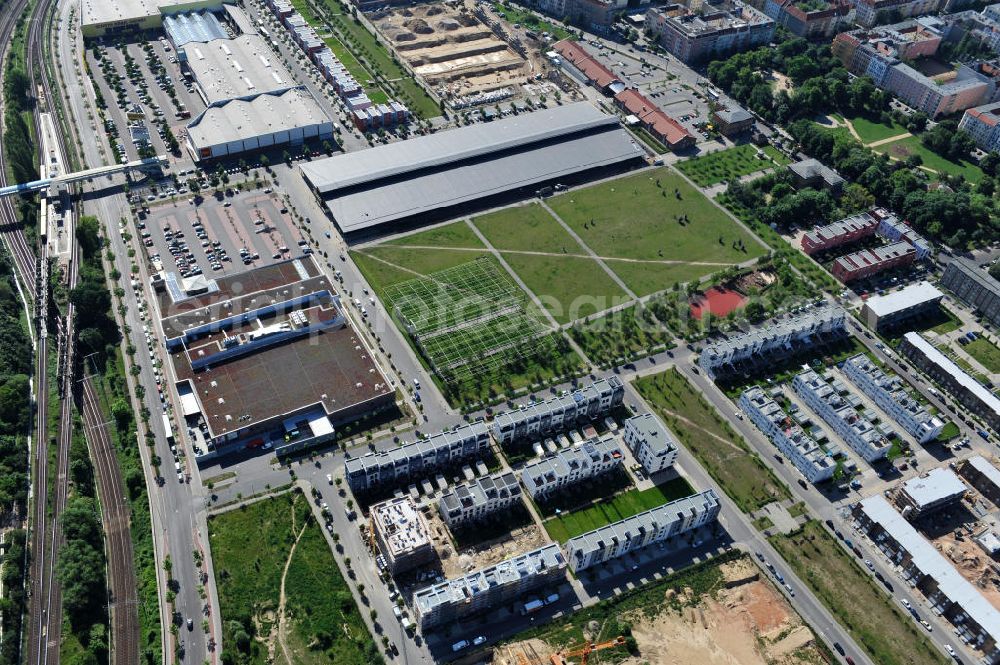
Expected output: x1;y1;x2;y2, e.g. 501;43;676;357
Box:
935;527;1000;610
375;2;528;95
500;560;825;665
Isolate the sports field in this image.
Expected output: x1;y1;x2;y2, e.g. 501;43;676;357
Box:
543;477;695;543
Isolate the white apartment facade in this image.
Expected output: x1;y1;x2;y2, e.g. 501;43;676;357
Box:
793;368;891;462
520;435;623;500
621;413;678;475
565;490;721;572
739;386;835;483
842;354;943;444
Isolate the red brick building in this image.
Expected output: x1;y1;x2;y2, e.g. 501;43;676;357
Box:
832;241;916;283
613;88;694;151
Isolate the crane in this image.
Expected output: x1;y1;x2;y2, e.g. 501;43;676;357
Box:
550;636;627;665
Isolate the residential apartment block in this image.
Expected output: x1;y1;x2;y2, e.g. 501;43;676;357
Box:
344;422;491;494
842;353;943;443
833;22;1000;117
437;472;522;529
940;6;1000;56
900;332;1000;433
644;0;775;64
757;0;855;37
831;241;916;283
853;496;1000;664
520;435;624;500
565;490;721;572
941;258;1000;328
875;212;931;259
413;544;567;629
370;497;436;574
959;102;1000;152
897;467;967;518
793;368;891;462
860;281;944;332
490;378;625;447
622;413;679;475
739;386;835;483
852;0;944;28
959;455;1000;507
699;305;848;380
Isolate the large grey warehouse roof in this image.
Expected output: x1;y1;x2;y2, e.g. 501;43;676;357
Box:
184;35;295;104
186;88;332;148
299;103;644;234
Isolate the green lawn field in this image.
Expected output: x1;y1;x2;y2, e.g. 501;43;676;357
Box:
548;168;766;265
677;145;790;187
874;135;984;183
383;221;485;249
472;203;586;255
965;337;1000;373
543;477;695;543
635;369;790;512
501;253;628;324
771;522;948;665
209;492;378;665
352;246;489;296
604;259;715;296
846;115;907;144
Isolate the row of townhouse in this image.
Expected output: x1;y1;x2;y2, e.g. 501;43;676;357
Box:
344;422;491;494
699;305;848;380
831;241;916;283
520;435;624;500
490;377;625;447
800;207;930;258
265;0;409;130
565;490;721;572
739;386;835;483
900;332;1000;433
413;544;567;629
437;471;522;529
792;368;891;462
621;413;678;475
841;353;944;444
854;495;1000;663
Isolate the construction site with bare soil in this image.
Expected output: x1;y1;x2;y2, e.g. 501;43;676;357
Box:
372;1;540;103
496;558;828;665
424;506;550;578
916;479;1000;611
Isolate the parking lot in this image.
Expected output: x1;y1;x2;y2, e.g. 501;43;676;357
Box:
140;189;308;281
86;36;207;170
584;43;715;139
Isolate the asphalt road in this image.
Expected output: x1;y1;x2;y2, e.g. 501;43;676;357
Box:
56;3;216;662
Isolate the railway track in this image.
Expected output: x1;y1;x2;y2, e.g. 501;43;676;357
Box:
33;1;141;663
79;373;141;665
0;0;36;290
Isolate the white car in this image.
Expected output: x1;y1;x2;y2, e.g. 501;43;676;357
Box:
473;636;487;646
326;474;333;485
945;645;956;657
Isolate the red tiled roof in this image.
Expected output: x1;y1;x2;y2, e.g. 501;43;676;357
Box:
554;39;619;89
613;88;693;148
